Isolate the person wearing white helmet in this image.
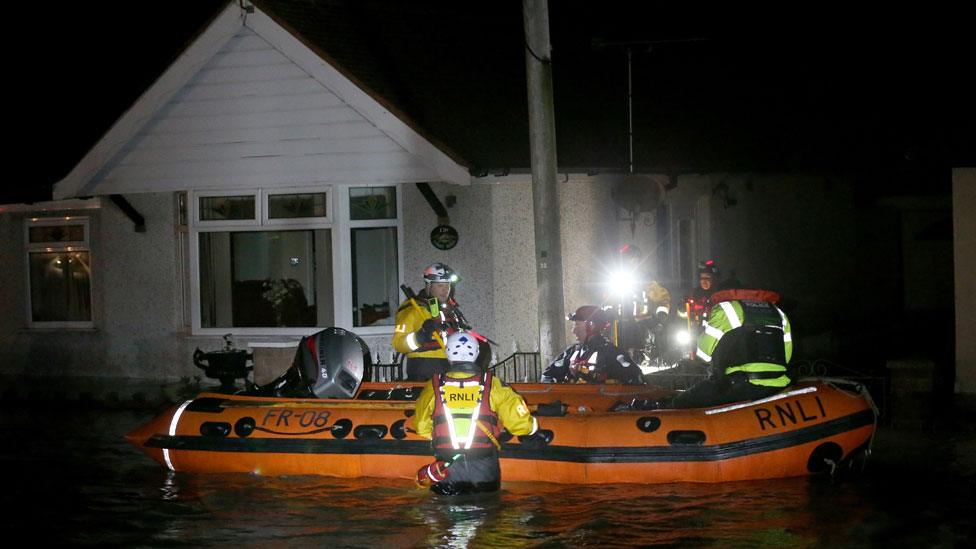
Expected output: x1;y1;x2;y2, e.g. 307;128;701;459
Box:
392;263;469;380
413;331;539;495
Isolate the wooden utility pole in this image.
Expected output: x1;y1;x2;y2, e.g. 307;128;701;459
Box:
522;0;565;363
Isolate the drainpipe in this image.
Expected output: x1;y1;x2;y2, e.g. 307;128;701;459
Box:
523;0;566;364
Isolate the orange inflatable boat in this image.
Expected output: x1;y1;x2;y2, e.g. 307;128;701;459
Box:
127;376;877;484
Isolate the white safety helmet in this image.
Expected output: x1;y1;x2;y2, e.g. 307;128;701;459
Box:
423;263;458;284
445;331;479;364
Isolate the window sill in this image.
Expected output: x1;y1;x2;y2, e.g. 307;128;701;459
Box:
25;324;97;332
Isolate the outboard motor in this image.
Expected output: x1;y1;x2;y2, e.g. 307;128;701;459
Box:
250;327;371;398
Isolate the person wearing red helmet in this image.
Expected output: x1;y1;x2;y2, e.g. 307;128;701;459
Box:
541;305;644;384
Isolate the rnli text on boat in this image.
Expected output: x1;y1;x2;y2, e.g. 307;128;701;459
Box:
754;396;827;431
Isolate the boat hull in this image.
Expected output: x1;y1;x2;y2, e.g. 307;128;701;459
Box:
126;379;876;484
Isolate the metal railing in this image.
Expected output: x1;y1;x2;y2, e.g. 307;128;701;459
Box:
368;352;544;384
793;359;889;420
369;357;405;382
491;352;542;383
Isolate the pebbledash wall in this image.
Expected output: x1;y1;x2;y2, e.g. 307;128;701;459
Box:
0;177;617;385
2;171;966;394
0;194;186;383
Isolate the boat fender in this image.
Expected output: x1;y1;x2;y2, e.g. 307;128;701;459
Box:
235;417;256;437
200;422;231;437
390;419;408;439
331;418;353;439
354;424;389;440
519;429;554;449
667;430;706;445
807;442;843;474
636;416;661;433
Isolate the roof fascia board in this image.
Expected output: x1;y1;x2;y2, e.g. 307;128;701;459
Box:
53;3;244;199
92;172;442;195
245;6;471;186
0;197;103;214
475;172;602;185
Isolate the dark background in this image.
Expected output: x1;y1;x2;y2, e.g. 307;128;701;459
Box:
7;1;972;204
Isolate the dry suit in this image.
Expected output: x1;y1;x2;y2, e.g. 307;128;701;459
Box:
542;335;644;384
413;365;538;495
392;292;466;380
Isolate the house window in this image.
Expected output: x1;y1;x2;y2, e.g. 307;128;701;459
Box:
348;187;399;328
25;217;93;326
198;230;333;328
190;185;401;334
349;186;397;220
267;192;329;220
198;195;256;221
351;226;398;327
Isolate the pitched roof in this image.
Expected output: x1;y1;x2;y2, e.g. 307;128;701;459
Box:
53;1;472;200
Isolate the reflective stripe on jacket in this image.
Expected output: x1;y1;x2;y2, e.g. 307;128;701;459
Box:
696;299;793;387
431;371;499;453
413;371;538;449
392;297;447;359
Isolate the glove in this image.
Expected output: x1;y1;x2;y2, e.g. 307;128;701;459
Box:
416;460;449;488
416;319;443;345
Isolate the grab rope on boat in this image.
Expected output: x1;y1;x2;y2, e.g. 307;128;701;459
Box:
821;377;878;469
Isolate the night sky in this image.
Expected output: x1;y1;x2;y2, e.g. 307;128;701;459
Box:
7;1;973;204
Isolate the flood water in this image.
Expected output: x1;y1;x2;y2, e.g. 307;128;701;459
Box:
2;406;974;548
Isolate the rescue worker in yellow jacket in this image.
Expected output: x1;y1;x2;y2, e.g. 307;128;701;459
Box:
413;331;539;495
393;263;468;381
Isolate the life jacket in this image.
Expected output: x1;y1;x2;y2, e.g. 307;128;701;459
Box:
709;288;781;306
431;371;501;458
568;344;610;383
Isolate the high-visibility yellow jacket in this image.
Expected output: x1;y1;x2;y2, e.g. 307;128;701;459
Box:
696;299;793;388
413;370;538;441
392;297;446;360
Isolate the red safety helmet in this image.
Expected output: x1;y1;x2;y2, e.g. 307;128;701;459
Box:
698;259;719;277
568;305;611;338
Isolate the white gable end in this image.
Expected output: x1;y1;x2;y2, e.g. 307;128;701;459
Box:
55;4;469;199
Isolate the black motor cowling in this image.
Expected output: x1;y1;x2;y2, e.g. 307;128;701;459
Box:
249;327;371;398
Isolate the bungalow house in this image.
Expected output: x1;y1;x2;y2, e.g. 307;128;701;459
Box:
0;1;970;399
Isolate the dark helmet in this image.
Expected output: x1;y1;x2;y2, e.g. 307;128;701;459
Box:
568;305;611;339
568;305;611;325
698;259;719;277
423;263;458;284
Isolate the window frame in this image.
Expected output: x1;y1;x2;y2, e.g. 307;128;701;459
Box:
192;189;261;228
341;185;404;335
23;216;95;329
187;184;402;337
261;186;333;227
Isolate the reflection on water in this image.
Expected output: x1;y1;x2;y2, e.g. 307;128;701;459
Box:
2;408;973;547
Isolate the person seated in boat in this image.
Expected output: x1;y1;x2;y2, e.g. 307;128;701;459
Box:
667;294;794;409
413;331;539;495
542;305;644;384
393;263;470;381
